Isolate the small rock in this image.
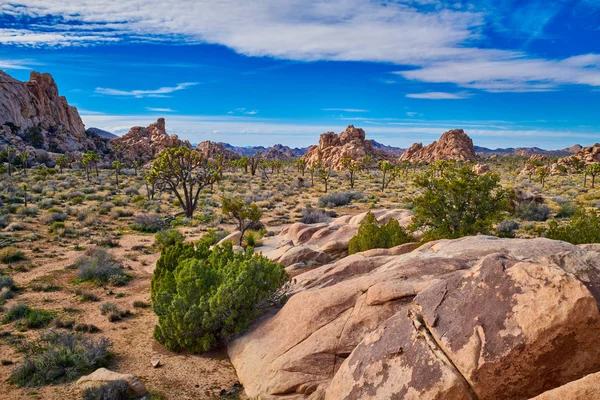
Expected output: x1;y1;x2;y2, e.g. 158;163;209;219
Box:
151;359;161;368
77;367;147;397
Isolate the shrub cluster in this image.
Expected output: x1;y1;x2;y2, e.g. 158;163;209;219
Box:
299;207;330;224
318;192;363;208
545;208;600;244
74;247;129;285
1;303;55;329
82;379;130;400
515;201;551;221
151;239;288;353
131;213;165;233
9;332;110;387
348;211;414;255
0;247;26;264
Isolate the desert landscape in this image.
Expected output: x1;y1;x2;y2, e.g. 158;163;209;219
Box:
1;2;600;399
0;69;600;400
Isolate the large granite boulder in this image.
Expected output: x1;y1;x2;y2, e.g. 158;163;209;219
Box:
229;236;600;399
400;129;477;163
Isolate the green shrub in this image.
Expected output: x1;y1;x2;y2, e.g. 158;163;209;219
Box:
2;303;54;329
75;289;100;302
151;241;288;353
496;220;520;238
516;201;551;221
0;247;26;263
411;166;509;241
9;332;110;387
74;247;129;285
318;192;363;208
545;208;600;244
348;211;414;254
131;213;164;233
154;229;185;249
555;203;578;219
242;231;262;248
82;379;130;400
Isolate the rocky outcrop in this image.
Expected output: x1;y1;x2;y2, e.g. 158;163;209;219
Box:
77;368;147;397
558;143;600;167
302;126;391;170
196;140;240;161
264;144;297;160
259;209;414;269
472;163;490;174
228;235;600;399
532;372;600;400
110;118;189;163
0;71;99;153
400;129;477;163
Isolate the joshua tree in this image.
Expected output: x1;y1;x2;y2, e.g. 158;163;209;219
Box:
1;146;16;176
149;146;220;218
316;161;333;193
55;155;68;173
22;183;28;207
378;160;400;192
361;155;374;174
19;152;28;177
112;160;124;186
81;153;92;181
587;163;600;188
249;151;262;176
86;151;100;178
296;158;307;176
342;157;360;189
537;166;550;189
221;196;263;245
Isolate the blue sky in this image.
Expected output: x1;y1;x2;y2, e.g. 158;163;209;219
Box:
1;0;600;148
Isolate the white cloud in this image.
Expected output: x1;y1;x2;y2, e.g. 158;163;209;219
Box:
0;58;37;70
95;82;198;98
146;107;176;112
323;108;369;113
406;111;423;117
3;1;600;92
406;92;470;99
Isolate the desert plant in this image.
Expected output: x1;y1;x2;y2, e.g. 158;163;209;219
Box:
348;211;414;254
299;207;330;224
496;220;520;238
149;146;220;218
2;303;54;329
411;166;509;241
9;332;110;387
545;208;600;244
100;302;131;322
154;229;185;249
318;192;363;208
555;202;578;218
515;201;551;221
0;247;26;263
131;213;165;233
151;241;287;353
82;379;130;400
74;247;129;285
221;197;263;245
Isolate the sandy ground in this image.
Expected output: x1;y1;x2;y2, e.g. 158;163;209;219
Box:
0;234;239;400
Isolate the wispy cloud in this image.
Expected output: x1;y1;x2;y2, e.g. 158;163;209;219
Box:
406;112;423;117
146;107;176;112
0;58;36;70
95;82;198;98
406;92;471;100
323;108;369;113
228;108;259;115
3;1;600;92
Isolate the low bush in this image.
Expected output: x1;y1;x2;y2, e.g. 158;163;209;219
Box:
318;192;363;208
496;220;520;238
75;289;100;302
9;332;110;387
74;247;129;285
299;207;330;224
515;201;551;221
82;379;130;400
100;302;131;322
154;229;185;249
131;213;165;233
0;247;26;263
74;323;100;333
545;208;600;244
348;211;414;254
151;240;288;353
555;202;578;219
2;303;54;329
242;231;262;248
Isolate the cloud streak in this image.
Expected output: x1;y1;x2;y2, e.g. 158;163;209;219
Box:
95;82;198;98
406;92;470;100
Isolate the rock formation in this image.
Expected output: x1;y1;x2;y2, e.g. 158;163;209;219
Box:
400;129;477;163
263;144;297;160
229;234;600;399
260;209;414;271
302;126;391;170
0;71;99;153
196;141;240;161
559;143;600;166
110;118;189;163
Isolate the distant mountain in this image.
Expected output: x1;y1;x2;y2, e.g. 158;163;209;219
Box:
87;127;117;139
219;142;308;158
474;145;582;157
370;140;405;156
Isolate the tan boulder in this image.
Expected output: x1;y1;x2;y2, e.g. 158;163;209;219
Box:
77;368;147;397
531;372;600;400
276;245;331;267
400;129;477;163
217;231;242;246
472;163;490;174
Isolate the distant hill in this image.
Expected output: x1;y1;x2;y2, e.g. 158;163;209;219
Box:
474;145;582;157
87;127;117;139
220;143;308;158
371;140;405;156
